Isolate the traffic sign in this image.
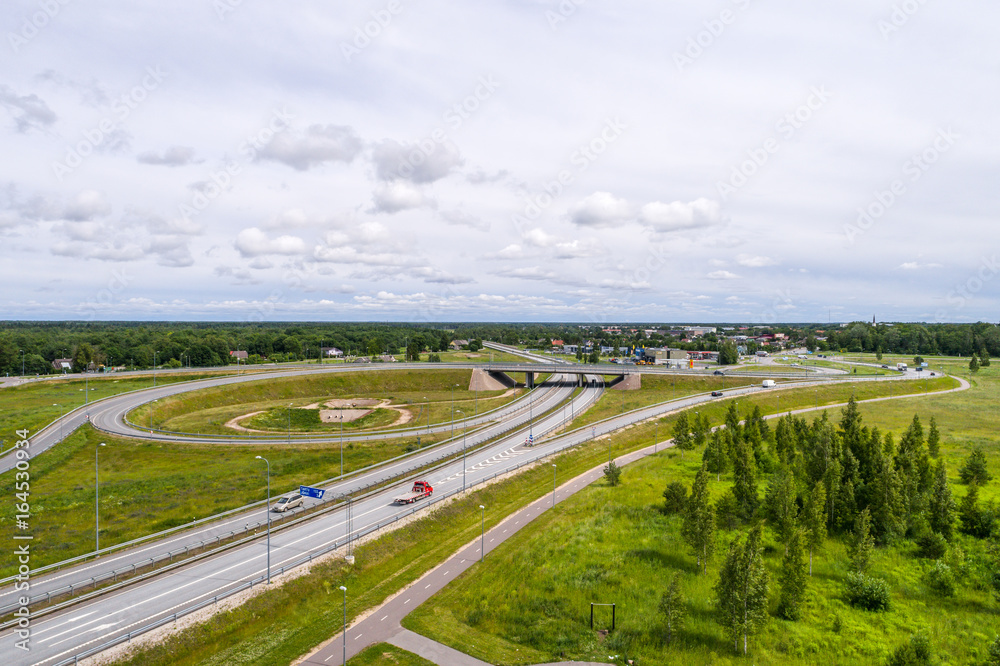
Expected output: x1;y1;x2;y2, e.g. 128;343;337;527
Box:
299;485;325;499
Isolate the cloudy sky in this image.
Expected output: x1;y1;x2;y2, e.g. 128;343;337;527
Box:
1;0;997;323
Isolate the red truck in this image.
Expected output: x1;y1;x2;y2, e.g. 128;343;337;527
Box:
393;480;433;504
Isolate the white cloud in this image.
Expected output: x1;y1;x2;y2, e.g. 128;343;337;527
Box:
371;181;431;214
736;254;778;268
899;262;943;270
440;209;489;231
707;270;741;280
0;85;56;132
373;140;463;183
639;198;722;232
257;124;362;171
570;192;631;227
137;146;198;166
234;227;308;257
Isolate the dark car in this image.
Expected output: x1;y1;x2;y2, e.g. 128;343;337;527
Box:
272;493;304;512
881;364;890;369
713;370;725;375
711;391;723;397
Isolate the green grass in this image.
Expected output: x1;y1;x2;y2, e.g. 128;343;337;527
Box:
404;376;997;665
349;644;436;666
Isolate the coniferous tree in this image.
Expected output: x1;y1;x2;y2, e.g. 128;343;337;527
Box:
703;430;729;482
971;353;980;373
959;445;992;485
673;412;693;459
981;347;991;367
732;438;759;520
777;526;808;621
715;523;769;655
725;401;742;442
869;440;904;543
926;416;941;458
764;466;798;551
683;463;716;573
928;458;956;541
849;507;875;574
803;482;827;575
659;572;686;646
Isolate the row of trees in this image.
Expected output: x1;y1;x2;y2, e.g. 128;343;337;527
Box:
659;398;994;656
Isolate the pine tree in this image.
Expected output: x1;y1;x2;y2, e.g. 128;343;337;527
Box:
659;572;686;646
777;526;808;620
981;347;991;368
693;412;710;448
725;401;742;442
803;482;827;575
716;523;769;655
928;458;956;541
673;412;693;459
849;507;875;574
703;430;729;482
683;463;716;573
959;445;992;485
926;416;940;458
971;354;980;373
764;466;798;552
732;438;759;521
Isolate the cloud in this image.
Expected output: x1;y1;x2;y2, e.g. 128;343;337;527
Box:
898;262;943;270
63;190;112;221
257;124;362;170
707;270;741;280
373;139;463;183
570;192;631;227
137;146;198;166
440;209;489;231
488;244;529;260
639;198;722;232
371;181;431;214
234;227;308;257
736;254;777;268
494;266;558;280
0;85;57;132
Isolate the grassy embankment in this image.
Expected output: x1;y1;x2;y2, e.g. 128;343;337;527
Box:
95;375;960;666
404;369;994;665
349;644;434;665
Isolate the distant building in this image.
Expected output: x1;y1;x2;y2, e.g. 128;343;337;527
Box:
52;358;72;372
450;339;469;350
321;347;344;358
229;350;248;360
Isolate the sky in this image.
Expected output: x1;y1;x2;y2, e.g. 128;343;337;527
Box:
1;0;997;324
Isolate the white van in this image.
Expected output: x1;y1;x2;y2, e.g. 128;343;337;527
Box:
762;380;776;388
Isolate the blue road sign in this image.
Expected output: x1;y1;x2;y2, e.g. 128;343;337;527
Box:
299;485;325;500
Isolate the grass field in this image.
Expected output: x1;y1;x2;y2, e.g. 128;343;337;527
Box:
404;371;998;665
349;644;435;665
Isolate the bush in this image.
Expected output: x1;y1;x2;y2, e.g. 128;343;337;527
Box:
886;632;932;666
925;561;956;597
845;572;892;612
662;481;687;514
428;354;442;362
916;532;948;560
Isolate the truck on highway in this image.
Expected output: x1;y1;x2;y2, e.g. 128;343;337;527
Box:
393;480;433;504
761;379;776;388
897;363;908;371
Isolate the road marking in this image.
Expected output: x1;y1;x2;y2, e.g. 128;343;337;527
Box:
380;615;388;621
425;584;431;589
444;571;450;576
354;633;363;640
404;598;410;605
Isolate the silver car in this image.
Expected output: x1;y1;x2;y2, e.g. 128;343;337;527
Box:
272;493;304;512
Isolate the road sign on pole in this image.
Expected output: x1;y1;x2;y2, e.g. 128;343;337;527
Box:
299;485;326;499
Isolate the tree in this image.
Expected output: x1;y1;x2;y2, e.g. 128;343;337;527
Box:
928;459;956;541
803;482;827;575
849;507;875;574
732;438;759;520
692;412;711;448
987;634;1000;666
663;481;688;514
683;463;716;574
886;632;932;666
703;430;729;482
971;353;980;373
603;460;622;487
926;416;940;458
405;340;421;361
659;573;686;646
673;412;693;459
715;523;769;655
981;347;992;368
777;526;808;620
959;445;992;485
913;355;924;367
763;466;798;551
718;340;739;365
959;482;996;538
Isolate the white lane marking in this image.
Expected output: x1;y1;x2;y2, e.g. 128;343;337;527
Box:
354;633;363;640
380;615;388;621
403;599;410;605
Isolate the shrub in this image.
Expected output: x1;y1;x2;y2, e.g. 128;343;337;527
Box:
886;632;932;666
845;572;891;612
925;561;956;597
662;481;688;514
428;354;442;362
916;532;948;560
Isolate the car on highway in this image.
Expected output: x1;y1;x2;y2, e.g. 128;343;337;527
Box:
711;391;723;397
881;364;890;369
272;493;304;512
713;370;725;375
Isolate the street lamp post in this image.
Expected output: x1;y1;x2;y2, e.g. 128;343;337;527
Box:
339;413;344;477
339;585;348;666
153;351;157;387
479;505;485;561
287;403;292;444
255;456;271;584
451;385;457;438
19;349;24;377
95;442;105;552
552;464;557;508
